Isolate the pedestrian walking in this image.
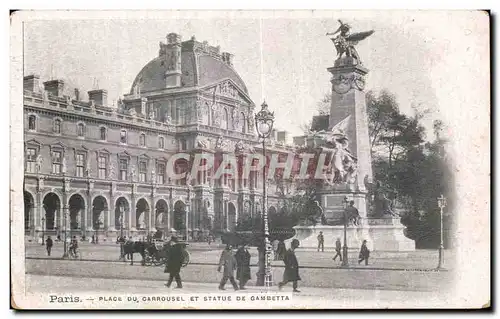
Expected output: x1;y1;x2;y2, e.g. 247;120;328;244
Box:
278;239;301;293
358;240;370;265
45;236;53;256
69;236;78;257
317;231;324;252
164;236;184;288
333;238;342;262
272;239;279;260
207;234;213;246
235;244;251;289
218;244;239;291
276;240;286;261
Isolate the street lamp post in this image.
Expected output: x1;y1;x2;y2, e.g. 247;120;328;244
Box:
119;210;124;259
437;194;447;269
341;196;349;267
62;206;69;258
255;101;275;287
95;220;102;244
186;187;191;243
41;217;46;245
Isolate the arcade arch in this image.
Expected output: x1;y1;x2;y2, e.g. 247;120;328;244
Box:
42;192;60;230
155;199;169;231
92;196;108;230
115;197;130;230
136;198;150;230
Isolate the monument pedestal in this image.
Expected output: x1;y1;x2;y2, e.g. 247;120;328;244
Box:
288;218;415;252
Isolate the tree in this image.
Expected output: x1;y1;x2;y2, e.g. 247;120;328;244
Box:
317;93;331;115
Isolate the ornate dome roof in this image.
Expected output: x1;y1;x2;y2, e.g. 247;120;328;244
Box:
129;37;249;95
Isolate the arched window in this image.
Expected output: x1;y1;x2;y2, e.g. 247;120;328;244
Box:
100;127;107;141
77;123;85;137
202;103;210;125
158;136;165;149
139;133;146;147
222;108;228;130
240;112;246;133
53;119;62;134
211;108;216;126
120;130;127;144
179;139;187;151
28;115;36;131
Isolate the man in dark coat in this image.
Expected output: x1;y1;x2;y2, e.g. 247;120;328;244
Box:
218;244;238;291
333;238;342;262
235;244;251;289
317;231;324;252
164;237;184;288
358;240;370;265
45;236;53;256
278;239;301;293
276;240;286;261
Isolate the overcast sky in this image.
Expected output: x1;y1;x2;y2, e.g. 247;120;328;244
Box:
23;11;488;139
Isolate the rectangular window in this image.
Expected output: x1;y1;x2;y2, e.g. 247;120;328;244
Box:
54;120;61;134
119;159;128;180
139;160;147;182
120;130;127;144
77;124;85;137
98;156;107;179
157;163;165;184
26;148;36;173
76;153;85;177
100;127;107;141
52;151;62;174
28;116;36;130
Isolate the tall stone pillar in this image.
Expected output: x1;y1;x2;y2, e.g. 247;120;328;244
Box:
328;63;373;196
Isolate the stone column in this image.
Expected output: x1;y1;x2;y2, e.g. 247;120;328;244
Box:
224;200;229;232
168;190;173;234
108;194;116;231
130;186;137;232
86;191;92;234
108;182;116;231
149;196;155;233
35;191;42;231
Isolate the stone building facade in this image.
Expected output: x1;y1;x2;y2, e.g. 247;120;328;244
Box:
23;33;291;241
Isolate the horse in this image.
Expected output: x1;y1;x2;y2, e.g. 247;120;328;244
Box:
122;241;158;266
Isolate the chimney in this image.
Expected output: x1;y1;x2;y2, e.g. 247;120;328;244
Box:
74;88;80;101
88;89;108;106
293;136;306;147
277;131;288;144
163;33;182;88
140;97;147;115
222;52;234;66
24;75;40;92
43;79;65;97
270;129;277;140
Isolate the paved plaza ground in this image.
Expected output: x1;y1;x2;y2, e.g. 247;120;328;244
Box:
23;242;455;293
25;241;455;271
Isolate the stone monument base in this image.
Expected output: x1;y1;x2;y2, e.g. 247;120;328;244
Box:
287;218;415;252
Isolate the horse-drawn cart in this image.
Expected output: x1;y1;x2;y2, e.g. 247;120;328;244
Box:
142;240;190;267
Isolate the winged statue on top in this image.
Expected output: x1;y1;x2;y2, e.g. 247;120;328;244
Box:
326;20;374;65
